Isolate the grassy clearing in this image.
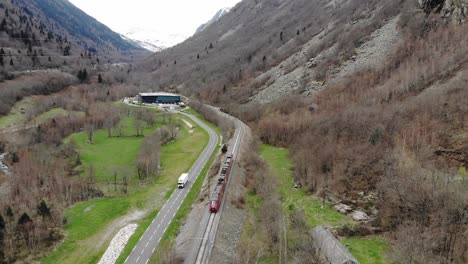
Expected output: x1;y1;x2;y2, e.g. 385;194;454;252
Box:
69;120;149;184
42;198;131;264
0;97;34;128
259;145;388;263
68;116;167;189
341;236;388;264
42;112;211;263
260;145;349;227
0;113;24;129
0;97;85;129
33;108;84;124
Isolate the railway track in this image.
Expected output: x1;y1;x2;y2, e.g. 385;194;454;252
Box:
193;118;245;264
195;214;216;264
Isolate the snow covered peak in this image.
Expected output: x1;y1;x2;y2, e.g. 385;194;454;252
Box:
120;27;190;52
195;7;232;35
117;7;232;52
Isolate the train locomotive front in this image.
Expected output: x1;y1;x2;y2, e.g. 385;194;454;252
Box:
209;154;233;213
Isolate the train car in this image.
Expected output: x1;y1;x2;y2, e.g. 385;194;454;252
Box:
209;154;233;213
209;184;224;213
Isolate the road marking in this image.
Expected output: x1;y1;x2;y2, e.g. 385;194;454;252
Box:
124;111;221;264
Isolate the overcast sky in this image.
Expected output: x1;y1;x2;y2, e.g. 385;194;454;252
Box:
69;0;241;36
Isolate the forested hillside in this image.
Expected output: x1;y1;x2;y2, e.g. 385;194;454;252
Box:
0;0;466;263
0;1;150;262
0;0;146;75
134;0;467;263
0;0;150;115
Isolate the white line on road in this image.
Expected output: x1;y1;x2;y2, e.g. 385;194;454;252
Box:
124;112;220;264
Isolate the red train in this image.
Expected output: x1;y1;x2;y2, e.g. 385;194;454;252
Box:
209;154;233;213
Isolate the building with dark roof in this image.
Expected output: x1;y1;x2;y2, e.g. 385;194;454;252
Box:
137;92;181;104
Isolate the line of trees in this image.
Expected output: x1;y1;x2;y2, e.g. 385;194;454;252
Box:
135;119;180;181
136;130;161;180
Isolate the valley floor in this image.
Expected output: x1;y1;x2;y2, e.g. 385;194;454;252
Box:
41;110;210;263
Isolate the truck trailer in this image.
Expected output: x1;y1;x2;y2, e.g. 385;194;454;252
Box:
178;173;189;188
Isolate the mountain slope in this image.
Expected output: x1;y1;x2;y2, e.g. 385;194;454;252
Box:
0;0;150;76
133;0;468;263
137;0;402;96
14;0;142;51
195;7;231;35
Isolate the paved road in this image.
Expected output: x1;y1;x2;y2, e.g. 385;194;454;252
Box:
124;112;219;264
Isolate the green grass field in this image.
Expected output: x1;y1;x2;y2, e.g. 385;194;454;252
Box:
260;145;349;227
342;236;388;264
259;145;388;263
42;111;211;264
68;116;158;186
33;108;84;124
0;96;85;129
42;198;132;264
0;97;34;128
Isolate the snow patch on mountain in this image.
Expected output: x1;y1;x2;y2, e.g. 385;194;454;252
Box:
195;7;232;34
118;7;232;52
121;27;189;52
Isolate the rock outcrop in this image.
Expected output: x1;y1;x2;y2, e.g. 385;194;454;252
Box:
442;0;468;22
333;203;353;215
420;0;468;23
351;210;370;222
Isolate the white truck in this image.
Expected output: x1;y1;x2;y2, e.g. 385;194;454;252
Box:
178;173;189;189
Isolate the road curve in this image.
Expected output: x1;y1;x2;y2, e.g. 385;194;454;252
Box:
124;111;219;264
